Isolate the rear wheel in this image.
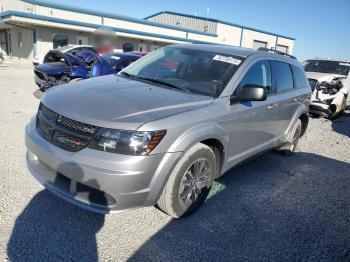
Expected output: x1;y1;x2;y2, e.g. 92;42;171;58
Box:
276;119;302;155
157;143;216;218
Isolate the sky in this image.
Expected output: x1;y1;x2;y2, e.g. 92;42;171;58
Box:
55;0;350;62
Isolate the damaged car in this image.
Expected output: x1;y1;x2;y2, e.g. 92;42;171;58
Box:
34;50;141;92
304;59;350;119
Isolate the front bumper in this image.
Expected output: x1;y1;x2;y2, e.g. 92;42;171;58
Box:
25;117;182;214
309;100;333;117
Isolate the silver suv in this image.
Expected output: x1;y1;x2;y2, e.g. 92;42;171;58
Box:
25;44;311;218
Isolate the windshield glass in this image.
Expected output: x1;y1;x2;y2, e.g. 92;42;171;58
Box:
120;46;244;97
303;60;350;76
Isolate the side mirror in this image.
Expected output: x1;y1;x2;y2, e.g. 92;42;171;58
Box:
230;84;267;104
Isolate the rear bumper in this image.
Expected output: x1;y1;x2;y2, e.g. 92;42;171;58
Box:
25;117;182;214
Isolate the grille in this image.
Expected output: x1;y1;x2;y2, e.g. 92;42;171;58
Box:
36;103;98;152
57;115;98;135
39;103;57;121
53;131;89;150
308;78;319;91
37;117;51;138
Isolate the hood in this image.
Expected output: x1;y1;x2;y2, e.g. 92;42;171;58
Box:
36;62;70;75
306;72;346;82
42;75;213;130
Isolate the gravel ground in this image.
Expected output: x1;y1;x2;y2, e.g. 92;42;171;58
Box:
0;63;349;262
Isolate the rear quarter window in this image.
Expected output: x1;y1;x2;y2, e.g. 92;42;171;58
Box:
271;61;294;93
291;65;309;88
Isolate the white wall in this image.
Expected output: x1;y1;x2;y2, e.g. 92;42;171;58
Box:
241;29;277;50
216;23;242;46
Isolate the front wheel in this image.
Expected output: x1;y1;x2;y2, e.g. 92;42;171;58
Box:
157;143;216;218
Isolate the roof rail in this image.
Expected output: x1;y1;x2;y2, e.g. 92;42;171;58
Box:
257;47;296;59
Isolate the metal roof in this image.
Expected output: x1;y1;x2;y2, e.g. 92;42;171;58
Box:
22;0;217;37
145;10;296;40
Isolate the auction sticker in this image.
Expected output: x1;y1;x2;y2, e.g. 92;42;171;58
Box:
213;55;242;65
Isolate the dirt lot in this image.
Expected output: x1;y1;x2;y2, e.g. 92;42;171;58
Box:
0;63;349;261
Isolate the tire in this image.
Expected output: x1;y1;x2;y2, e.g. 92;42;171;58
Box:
157;143;216;218
276;119;302;156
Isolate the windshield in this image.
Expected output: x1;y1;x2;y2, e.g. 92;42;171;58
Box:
120;46;244;97
303;60;350;76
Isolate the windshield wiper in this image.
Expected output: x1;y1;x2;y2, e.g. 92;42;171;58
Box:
139;77;185;90
119;71;137;78
122;73;190;93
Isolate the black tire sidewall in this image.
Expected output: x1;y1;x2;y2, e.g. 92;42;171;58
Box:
170;145;215;217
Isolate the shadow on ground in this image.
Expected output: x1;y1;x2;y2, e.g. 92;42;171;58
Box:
6;152;350;261
7;163;106;261
332;111;350;137
129;152;350;262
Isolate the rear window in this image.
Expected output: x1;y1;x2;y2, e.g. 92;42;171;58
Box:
292;65;309;88
271;61;294;92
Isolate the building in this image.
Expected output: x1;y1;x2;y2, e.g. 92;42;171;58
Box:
0;0;295;63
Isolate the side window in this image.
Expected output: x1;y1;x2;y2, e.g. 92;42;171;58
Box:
291;65;309;88
53;33;68;49
271;61;294;92
239;60;272;94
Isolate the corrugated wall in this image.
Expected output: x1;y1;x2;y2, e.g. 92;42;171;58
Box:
148;13;217;34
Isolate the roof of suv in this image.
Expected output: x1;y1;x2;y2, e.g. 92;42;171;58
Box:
175;44;297;62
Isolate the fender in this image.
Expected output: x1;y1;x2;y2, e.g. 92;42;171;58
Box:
167;121;229;157
144;122;229;206
283;103;308;143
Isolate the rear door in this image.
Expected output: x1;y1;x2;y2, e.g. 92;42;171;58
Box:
270;60;299;137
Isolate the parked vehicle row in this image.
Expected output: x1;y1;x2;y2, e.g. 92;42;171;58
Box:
25;44;311;218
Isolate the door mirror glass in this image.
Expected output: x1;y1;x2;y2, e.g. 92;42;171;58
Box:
231;84;267;104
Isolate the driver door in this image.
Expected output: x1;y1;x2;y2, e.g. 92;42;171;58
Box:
224;60;280;166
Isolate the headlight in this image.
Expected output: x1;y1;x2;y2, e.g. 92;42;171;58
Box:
88;128;166;155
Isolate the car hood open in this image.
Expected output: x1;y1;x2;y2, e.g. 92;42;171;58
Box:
42;74;213;130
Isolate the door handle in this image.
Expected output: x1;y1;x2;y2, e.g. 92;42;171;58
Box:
267;103;277;109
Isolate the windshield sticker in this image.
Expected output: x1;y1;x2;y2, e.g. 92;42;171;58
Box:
213;55;242;65
111;56;121;60
339;62;350;67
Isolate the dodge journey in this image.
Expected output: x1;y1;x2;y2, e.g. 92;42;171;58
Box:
25;44;311;218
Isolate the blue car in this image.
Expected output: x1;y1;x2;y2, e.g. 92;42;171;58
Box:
34;50;141;92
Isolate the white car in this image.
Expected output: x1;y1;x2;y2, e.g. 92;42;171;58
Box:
304;59;350;119
32;45;95;66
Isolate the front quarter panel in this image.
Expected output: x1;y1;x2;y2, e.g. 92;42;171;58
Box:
138;101;229;156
